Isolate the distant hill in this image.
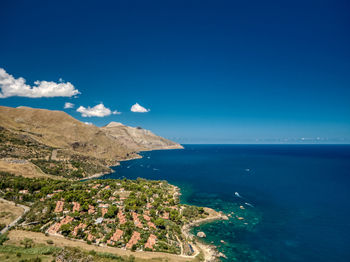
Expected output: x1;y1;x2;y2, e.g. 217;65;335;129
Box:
0;106;182;179
102;121;182;152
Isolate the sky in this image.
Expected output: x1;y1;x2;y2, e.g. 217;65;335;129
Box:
1;0;349;144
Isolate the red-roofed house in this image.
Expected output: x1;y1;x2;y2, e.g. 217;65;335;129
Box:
117;210;126;224
107;229;123;245
147;221;156;229
126;231;141;249
132;212;143;229
54;201;64;213
144;234;157;250
72;223;87;236
47;216;73;235
72;202;80;212
88;205;95;214
101;207;108;217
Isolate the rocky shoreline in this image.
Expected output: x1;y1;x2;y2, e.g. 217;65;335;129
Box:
86;148;227;261
182;207;228;261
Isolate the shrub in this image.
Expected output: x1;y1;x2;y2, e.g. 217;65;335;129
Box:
88;250;96;256
0;233;9;245
20;238;34;248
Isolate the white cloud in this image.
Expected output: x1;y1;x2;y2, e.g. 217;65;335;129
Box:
64;102;74;109
0;68;80;98
130;103;150;113
76;103;121;117
84;122;93;125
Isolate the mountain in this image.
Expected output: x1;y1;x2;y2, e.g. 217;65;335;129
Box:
102;121;183;152
0;106;182;179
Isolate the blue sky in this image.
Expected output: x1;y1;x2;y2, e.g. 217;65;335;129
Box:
1;0;349;143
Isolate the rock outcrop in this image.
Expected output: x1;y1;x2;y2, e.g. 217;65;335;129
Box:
102;121;183;152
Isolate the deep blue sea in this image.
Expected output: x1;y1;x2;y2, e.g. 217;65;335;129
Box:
101;145;350;262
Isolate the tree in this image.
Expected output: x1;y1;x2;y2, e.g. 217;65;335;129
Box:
154;218;165;229
104;205;118;218
60;224;71;236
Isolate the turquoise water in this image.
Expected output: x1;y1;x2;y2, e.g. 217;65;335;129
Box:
101;145;350;261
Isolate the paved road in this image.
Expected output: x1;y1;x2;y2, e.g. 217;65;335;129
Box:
0;198;30;235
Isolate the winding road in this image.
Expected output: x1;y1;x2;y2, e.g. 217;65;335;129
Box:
0;198;30;235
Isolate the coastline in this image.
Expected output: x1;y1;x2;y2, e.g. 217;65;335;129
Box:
182;207;228;261
85;146;226;261
84;146;182;180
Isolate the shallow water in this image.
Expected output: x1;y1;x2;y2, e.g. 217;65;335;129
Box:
101;145;350;261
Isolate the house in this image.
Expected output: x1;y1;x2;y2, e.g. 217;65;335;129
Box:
54;201;64;213
107;229;123;245
47;216;73;234
88;205;95;214
126;231;141;249
72;202;80;212
145;234;157;250
95;217;104;224
147;221;156;229
143;214;151;221
117;210;126;224
101;207;108;217
132;212;143;229
72;223;86;236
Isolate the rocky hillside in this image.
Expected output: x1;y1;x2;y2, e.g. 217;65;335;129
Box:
0;106;182;179
102;121;182;152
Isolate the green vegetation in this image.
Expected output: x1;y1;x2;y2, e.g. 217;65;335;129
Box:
0;127;110;179
0;223;6;231
0;128;52;160
0;172;208;255
0;244;137;262
0;244;58;262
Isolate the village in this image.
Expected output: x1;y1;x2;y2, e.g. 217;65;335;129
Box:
0;172;211;256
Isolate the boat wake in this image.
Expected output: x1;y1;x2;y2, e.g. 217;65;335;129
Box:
245;202;254;208
234;192;243;198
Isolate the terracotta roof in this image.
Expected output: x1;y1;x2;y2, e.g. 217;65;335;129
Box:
143;214;151;221
126;231;141;249
147;221;156;229
107;229;123;244
72;223;86;236
101;207;108;217
132;211;143;228
47;216;73;234
117;210;126;224
87;233;94;241
88;205;95;214
144;234;157;250
54;201;64;213
72;202;80;212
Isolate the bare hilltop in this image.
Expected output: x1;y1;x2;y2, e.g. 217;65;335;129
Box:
0;105;182;179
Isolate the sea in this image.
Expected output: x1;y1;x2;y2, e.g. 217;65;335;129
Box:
100;145;350;262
